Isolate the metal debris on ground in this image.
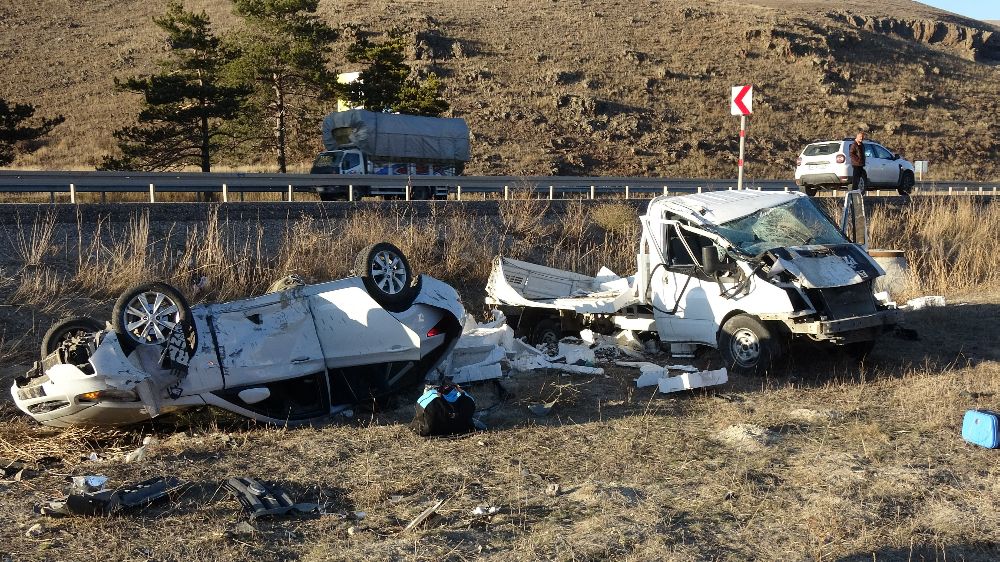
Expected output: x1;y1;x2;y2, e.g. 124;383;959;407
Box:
41;476;185;517
404;499;446;532
224;477;319;520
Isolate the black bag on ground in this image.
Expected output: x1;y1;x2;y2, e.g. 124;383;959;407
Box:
410;385;476;437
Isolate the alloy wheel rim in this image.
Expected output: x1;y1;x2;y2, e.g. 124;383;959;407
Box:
371;250;407;295
123;291;180;344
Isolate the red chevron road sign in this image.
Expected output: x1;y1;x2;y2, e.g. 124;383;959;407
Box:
730;85;753;116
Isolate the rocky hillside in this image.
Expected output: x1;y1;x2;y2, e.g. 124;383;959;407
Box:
2;0;998;180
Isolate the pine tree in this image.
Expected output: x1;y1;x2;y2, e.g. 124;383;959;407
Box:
0;98;64;166
100;2;245;172
226;0;338;173
342;30;449;117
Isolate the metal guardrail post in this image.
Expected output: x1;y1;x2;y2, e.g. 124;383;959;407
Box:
625;185;630;199
948;186;953;195
287;185;293;202
349;185;354;202
149;183;155;203
590;185;595;199
457;185;461;201
222;183;228;202
549;185;554;200
504;185;509;200
69;183;76;204
663;185;668;196
697;186;702;193
405;182;410;201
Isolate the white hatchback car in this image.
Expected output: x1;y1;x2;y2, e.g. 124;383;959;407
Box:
794;139;915;196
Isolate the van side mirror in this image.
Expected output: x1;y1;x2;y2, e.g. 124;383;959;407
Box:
702;246;720;276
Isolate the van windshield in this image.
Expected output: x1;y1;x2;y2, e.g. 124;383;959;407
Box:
716;198;848;255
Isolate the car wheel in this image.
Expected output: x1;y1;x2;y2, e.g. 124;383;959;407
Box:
528;317;561;347
803;185;819;197
112;282;194;352
355;242;418;312
40;316;104;358
718;314;784;376
897;172;914;196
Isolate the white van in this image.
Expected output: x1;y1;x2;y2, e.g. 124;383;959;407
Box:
486;190;901;375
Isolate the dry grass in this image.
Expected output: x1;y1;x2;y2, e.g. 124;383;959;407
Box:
0;199;998;560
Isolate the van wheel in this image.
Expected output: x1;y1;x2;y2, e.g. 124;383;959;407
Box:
112;282;195;353
803;185;818;197
528;318;561;347
897;172;914;196
355;242;419;312
41;316;104;358
718;314;783;376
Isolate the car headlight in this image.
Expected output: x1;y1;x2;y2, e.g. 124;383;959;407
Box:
76;389;140;403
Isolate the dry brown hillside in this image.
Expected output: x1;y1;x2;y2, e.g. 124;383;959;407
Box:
2;0;999;180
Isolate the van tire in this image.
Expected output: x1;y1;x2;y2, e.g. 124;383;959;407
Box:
718;314;783;376
528;318;561;347
804;185;819;197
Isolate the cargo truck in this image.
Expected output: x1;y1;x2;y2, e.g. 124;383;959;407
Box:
310;109;470;201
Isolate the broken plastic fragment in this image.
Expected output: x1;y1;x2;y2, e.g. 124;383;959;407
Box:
658;368;728;393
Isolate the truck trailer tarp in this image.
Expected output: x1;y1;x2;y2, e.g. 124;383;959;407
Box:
321;109;470;162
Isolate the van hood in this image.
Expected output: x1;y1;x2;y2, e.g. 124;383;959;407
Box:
766;245;884;289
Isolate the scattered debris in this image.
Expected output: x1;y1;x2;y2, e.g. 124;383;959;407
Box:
404;499;446;532
25;523;44;538
69;475;108;494
905;295;946;310
470;505;500;516
545;483;561;497
528;399;557;417
658;368;728;393
224;477;318;520
124;436;157;463
42;476;185;517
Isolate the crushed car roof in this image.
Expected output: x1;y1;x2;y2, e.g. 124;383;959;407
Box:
646;190;803;226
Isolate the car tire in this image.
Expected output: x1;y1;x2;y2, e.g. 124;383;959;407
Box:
112;281;195;353
897;171;914;196
803;185;819;197
40;316;104;358
718;314;784;376
355;242;419;312
528;317;561;347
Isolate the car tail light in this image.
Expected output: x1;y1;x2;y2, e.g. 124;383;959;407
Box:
427;318;449;338
836;154;845;164
796;157;802;166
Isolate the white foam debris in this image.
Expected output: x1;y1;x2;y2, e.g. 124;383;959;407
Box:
905;295;945;310
558;342;596;366
658;368;728;393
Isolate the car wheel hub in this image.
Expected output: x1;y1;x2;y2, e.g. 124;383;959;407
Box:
730;328;760;366
124;291;180;344
371;250;407;295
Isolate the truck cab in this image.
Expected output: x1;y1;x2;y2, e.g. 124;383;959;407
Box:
310;149;367;175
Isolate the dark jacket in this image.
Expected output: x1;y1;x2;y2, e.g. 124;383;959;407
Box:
849;141;866;167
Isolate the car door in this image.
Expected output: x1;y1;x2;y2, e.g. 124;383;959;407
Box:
209;293;327;387
872;143;898;186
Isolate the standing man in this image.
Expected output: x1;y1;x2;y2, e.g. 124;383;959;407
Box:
849;130;868;193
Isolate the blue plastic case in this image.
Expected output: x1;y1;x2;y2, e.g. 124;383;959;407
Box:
962;410;999;449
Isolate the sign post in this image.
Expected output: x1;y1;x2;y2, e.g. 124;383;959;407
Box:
730;85;753;190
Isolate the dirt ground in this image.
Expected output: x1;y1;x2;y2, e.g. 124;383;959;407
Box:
0;289;997;561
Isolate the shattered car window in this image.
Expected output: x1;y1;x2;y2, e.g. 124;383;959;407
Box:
717;198;848;255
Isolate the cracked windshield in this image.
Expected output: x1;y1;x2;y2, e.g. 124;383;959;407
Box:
718;198;847;255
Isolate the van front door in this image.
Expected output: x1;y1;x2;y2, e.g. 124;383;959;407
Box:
651;223;719;346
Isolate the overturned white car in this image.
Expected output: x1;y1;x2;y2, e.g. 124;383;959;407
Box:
487;190;902;376
13;243;464;427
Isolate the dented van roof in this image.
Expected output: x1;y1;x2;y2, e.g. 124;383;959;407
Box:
646;190;803;226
